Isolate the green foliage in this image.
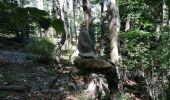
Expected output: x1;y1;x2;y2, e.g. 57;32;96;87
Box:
120;30;157;71
156;27;170;69
26;7;49;18
24;36;55;58
119;29;170;95
38;17;51;30
0;1;64;37
120;92;128;100
150;0;161;7
11;8;30;28
165;0;170;15
51;19;65;34
119;0;158;32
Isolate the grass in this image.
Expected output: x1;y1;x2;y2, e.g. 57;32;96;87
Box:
24;36;55;63
24;36;55;56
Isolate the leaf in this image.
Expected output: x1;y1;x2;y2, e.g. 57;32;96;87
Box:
15;7;29;17
0;2;17;11
51;19;65;34
38;17;51;30
165;0;170;11
10;8;29;28
150;0;161;7
166;0;170;6
26;7;49;18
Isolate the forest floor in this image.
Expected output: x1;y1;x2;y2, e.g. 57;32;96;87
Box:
0;48;147;100
0;49;85;100
0;46;149;100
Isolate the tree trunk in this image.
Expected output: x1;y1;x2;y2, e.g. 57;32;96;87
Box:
17;0;29;46
108;0;120;64
156;0;163;39
125;17;130;32
73;0;78;43
82;0;95;45
54;0;68;66
82;0;92;28
108;0;120;99
20;26;29;46
55;0;68;46
99;0;108;58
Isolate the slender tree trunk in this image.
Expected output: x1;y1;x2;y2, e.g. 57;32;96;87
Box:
99;0;108;58
53;0;68;67
108;0;120;99
75;0;81;44
109;0;120;64
73;0;78;43
36;0;44;36
82;0;92;29
99;0;104;58
82;0;94;44
55;0;67;46
125;17;130;32
17;0;29;46
64;0;70;49
156;1;163;34
167;4;170;26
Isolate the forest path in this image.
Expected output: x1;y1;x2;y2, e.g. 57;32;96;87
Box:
0;50;146;100
0;50;50;89
0;50;80;100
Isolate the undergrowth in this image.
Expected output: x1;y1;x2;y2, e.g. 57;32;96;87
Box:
24;36;55;63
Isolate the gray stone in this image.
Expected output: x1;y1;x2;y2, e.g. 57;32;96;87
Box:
78;28;95;58
74;58;113;69
78;52;97;59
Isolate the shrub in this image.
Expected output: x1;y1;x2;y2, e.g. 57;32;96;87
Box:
24;36;55;61
119;30;157;71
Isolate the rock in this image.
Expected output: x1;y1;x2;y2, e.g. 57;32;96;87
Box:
74;58;113;69
78;52;97;59
78;28;95;57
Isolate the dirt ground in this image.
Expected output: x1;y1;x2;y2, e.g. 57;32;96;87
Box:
0;50;84;100
0;50;147;100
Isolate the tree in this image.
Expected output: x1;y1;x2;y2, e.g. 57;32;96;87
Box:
54;0;68;46
109;0;120;64
108;0;120;99
82;0;95;44
99;0;109;58
73;0;79;43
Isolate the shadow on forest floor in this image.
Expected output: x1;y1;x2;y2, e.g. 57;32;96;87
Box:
0;49;85;100
0;35;146;100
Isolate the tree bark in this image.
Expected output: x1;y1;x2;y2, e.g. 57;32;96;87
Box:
82;0;92;28
82;0;95;44
53;0;69;66
17;0;29;46
72;0;81;44
108;0;120;99
55;0;67;46
73;0;77;42
99;0;108;58
109;0;120;64
125;17;130;32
